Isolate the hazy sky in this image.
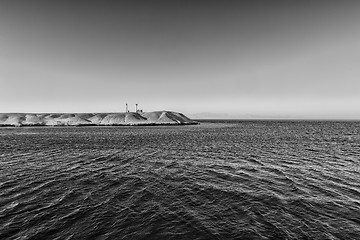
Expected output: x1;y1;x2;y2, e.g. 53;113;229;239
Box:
1;0;360;118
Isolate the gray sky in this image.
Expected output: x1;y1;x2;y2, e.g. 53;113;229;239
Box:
1;0;360;118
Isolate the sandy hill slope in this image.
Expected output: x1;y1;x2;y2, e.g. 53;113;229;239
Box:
0;111;198;127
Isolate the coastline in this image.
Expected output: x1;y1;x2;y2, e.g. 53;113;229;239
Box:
0;111;199;127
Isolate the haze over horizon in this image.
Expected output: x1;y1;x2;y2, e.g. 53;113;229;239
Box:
1;1;360;119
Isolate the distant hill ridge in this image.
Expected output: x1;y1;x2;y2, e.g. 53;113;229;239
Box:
0;111;198;127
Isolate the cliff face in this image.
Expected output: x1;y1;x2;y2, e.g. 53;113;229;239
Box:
0;111;198;127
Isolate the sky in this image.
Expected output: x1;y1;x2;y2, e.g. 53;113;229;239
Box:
1;0;360;119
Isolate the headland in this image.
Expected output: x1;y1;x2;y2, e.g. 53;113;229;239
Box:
0;111;198;127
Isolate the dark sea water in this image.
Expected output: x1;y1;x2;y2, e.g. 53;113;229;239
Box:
1;120;360;240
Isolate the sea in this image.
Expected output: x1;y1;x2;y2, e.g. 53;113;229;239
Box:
1;120;360;240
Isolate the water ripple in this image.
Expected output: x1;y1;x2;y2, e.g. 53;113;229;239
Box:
1;122;360;239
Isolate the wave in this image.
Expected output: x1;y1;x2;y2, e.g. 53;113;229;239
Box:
1;121;360;239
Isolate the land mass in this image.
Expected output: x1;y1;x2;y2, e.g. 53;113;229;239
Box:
0;111;198;127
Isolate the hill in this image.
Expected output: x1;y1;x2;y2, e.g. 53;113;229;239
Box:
0;111;198;127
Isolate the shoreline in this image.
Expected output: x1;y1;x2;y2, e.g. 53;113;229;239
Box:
0;111;199;127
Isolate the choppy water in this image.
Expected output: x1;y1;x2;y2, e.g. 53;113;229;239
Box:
1;120;360;240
